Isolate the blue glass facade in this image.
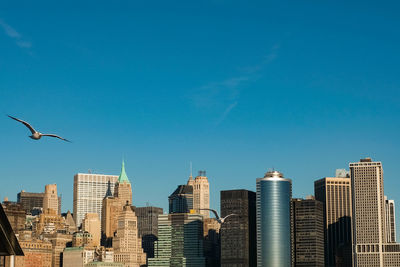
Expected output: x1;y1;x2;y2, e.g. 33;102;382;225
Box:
257;171;292;267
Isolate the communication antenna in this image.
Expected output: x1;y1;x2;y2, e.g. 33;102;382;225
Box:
190;162;193;177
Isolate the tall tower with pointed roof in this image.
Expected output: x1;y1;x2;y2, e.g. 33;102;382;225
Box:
114;161;132;206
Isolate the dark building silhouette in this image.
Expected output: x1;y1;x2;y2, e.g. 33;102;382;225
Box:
291;198;324;267
220;189;256;267
168;185;193;214
136;206;163;261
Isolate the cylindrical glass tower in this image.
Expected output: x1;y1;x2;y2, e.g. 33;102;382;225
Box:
256;170;292;267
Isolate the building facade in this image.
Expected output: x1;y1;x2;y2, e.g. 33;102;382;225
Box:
314;174;352;266
169;185;193;214
73;173;118;227
220;189;256;267
384;196;396;243
43;184;59;215
256;170;291;267
188;171;210;218
17;188;61;215
15;239;53;267
113;161;132;206
136;206;163;260
2;200;26;234
148;213;205;267
113;204;146;267
350;157;400;266
82;213;101;247
291;198;324;267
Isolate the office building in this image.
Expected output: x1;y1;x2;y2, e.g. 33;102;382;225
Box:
188;171;210;218
136;206;163;260
148;213;206;267
314;172;352;266
17;188;61;215
43;232;73;267
350;157;400;266
256;170;292;267
101;196;121;246
385;196;396;243
220;189;256;267
82;213;101;247
43;184;59;215
113;204;146;267
169;185;193;213
114;161;133;206
73;173;118;227
291;198;324;267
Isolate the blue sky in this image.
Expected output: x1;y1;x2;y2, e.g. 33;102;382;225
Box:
1;0;400;238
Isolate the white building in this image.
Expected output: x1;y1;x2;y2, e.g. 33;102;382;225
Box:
73;173;118;227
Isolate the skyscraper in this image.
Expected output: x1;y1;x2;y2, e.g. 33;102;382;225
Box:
188;171;210;218
136;206;163;260
169;185;193;214
350;157;400;266
73;173;118;227
220;189;256;267
43;184;59;215
314;173;352;266
101;196;121;245
113;204;146;267
114;161;132;206
256;170;292;267
291;197;324;267
148;213;206;267
384;196;396;243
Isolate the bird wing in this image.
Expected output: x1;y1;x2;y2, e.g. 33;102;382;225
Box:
200;208;220;220
222;214;237;221
8;115;36;134
41;134;71;142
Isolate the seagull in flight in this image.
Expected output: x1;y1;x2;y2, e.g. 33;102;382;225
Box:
8;115;70;142
201;208;237;224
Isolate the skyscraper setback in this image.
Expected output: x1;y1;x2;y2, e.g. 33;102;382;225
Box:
256;170;292;267
350;158;400;266
73;173;118;227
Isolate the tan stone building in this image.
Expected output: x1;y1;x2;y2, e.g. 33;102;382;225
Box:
43;184;59;215
188;171;210;218
43;232;73;267
72;231;94;247
314;172;352;266
101;196;121;244
350;158;400;266
82;213;101;247
63;247;95;267
101;161;134;246
34;208;66;236
113;204;146;267
14;239;52;267
114;161;132;206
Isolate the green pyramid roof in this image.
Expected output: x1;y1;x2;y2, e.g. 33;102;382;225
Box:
118;161;131;184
